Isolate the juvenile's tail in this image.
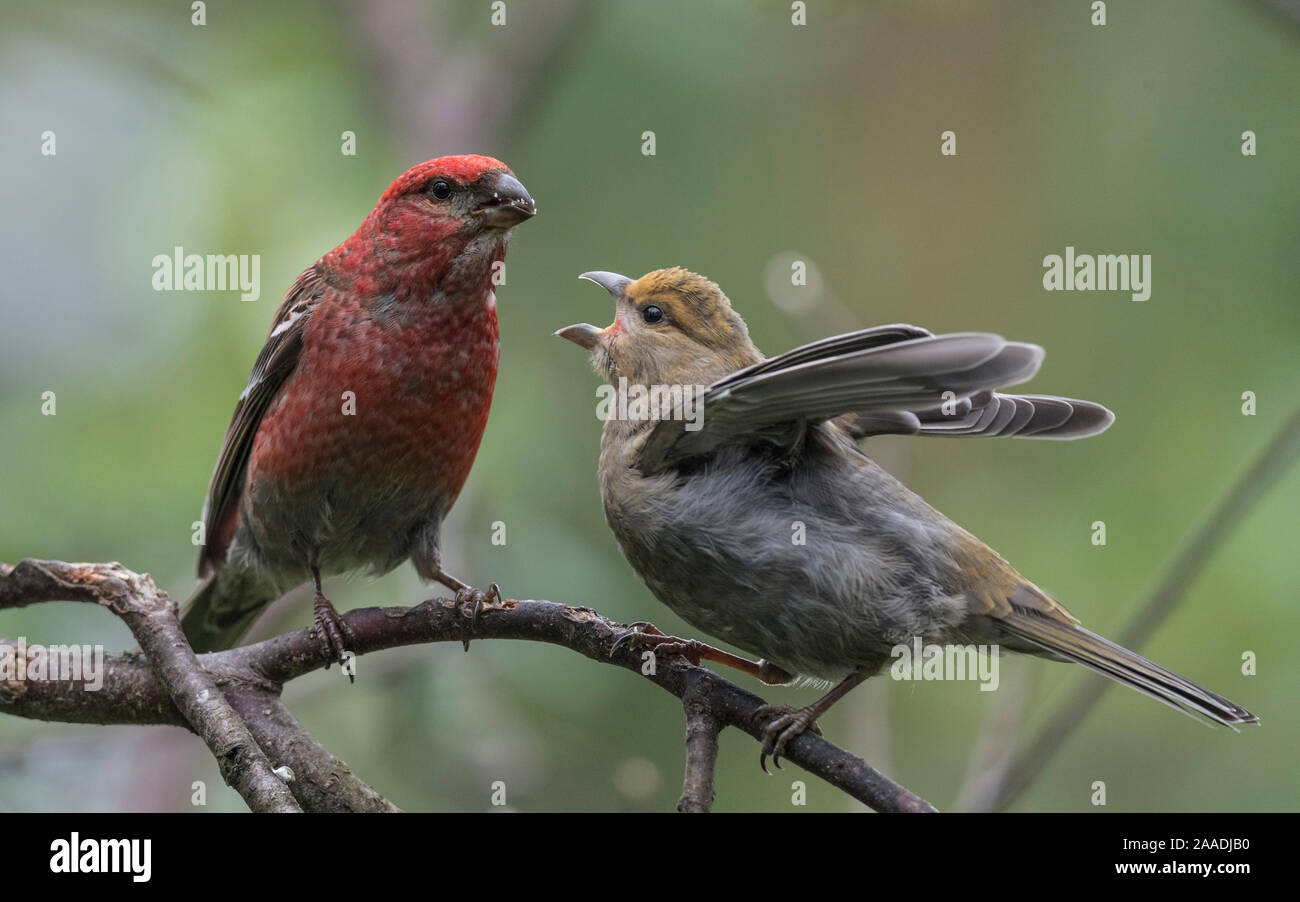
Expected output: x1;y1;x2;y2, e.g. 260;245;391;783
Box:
180;568;279;653
1002;611;1258;727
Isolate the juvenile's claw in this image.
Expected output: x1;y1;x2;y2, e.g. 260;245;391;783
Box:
610;621;666;658
610;623;711;667
754;704;823;773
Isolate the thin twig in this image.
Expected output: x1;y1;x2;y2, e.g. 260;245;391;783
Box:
993;404;1300;810
950;668;1030;812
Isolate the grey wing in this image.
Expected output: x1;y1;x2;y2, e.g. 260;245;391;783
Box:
635;323;1113;473
197;267;325;577
845;390;1115;442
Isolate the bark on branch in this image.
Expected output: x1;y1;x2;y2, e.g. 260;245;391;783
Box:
0;559;301;812
0;561;936;813
677;669;721;813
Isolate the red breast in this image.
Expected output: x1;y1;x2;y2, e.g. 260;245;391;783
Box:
247;286;500;510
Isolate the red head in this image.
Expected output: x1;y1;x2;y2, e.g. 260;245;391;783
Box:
327;154;535;295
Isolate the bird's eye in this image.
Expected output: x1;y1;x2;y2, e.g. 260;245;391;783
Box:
642;305;664;324
431;180;452;199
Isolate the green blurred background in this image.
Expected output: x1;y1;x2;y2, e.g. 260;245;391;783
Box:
1;0;1296;812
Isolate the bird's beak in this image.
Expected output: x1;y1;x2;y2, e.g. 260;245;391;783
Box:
578;271;632;298
474;171;537;228
556;271;633;350
555;323;605;350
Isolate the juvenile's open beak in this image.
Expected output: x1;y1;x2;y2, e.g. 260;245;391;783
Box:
557;271;634;349
475;171;536;228
579;271;632;298
555;323;604;350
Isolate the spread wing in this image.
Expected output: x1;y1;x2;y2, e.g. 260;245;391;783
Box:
634;323;1114;473
197;267;325;576
839;389;1114;442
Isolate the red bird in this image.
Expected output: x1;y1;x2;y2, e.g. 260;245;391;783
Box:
182;155;535;664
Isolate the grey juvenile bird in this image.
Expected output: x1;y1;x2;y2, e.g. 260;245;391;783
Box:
558;267;1257;767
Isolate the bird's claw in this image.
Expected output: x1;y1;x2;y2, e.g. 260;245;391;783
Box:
754;704;823;773
313;594;357;684
455;582;504;650
610;622;709;667
610;621;664;658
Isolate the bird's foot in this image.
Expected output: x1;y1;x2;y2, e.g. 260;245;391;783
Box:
313;592;357;683
611;622;713;667
611;623;792;688
454;582;504;650
433;568;506;646
753;704;824;773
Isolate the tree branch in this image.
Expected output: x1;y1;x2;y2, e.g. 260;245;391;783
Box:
222;686;399;813
0;563;936;813
677;669;720;813
0;559;301;812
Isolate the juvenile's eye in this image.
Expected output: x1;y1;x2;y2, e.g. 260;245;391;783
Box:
430;180;452;199
642;305;664;324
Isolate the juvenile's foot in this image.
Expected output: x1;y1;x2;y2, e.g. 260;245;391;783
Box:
753;704;824;773
611;622;714;666
612;623;793;688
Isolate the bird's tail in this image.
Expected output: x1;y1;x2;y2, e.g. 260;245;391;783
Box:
1001;611;1258;727
180;568;280;653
